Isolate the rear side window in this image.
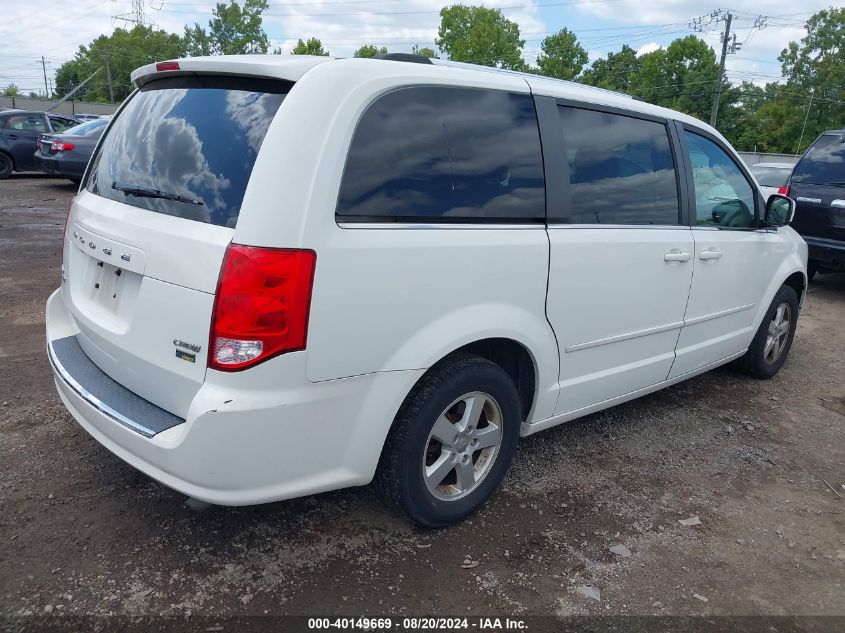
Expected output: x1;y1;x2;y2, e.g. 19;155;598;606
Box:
792;133;845;185
557;106;679;225
86;76;289;228
5;114;47;133
336;86;545;223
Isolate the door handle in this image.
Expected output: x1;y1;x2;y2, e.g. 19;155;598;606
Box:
8;134;19;140
664;250;691;262
699;249;723;261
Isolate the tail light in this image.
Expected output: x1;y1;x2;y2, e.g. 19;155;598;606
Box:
51;141;75;152
209;244;316;371
156;61;180;72
777;185;790;196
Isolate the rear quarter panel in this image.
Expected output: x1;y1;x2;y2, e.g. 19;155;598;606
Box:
233;60;561;422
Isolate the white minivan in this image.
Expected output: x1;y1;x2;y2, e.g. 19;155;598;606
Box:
46;54;807;527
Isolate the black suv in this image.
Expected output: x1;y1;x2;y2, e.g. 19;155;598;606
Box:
787;130;845;280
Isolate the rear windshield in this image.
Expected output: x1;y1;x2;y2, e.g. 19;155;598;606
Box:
792;133;845;185
750;165;791;187
86;76;289;228
66;118;108;136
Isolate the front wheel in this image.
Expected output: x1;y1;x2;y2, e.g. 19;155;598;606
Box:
736;285;799;379
375;354;521;528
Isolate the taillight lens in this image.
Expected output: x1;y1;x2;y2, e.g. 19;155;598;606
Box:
156;61;180;72
51;141;75;152
777;185;790;196
209;244;316;371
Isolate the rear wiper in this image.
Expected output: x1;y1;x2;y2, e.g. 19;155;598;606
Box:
112;181;204;206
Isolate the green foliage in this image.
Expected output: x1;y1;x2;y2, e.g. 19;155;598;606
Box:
535;28;588;80
2;83;21;96
630;36;720;122
184;0;270;56
412;45;438;59
53;25;184;103
581;45;640;91
354;45;389;58
291;37;330;56
435;5;526;70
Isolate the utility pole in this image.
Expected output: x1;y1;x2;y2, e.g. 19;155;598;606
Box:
40;55;49;98
105;55;115;104
709;12;732;128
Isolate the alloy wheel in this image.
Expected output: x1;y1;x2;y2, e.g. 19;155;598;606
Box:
422;391;504;501
763;302;792;365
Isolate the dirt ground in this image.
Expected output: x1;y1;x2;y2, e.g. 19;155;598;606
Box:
1;175;843;624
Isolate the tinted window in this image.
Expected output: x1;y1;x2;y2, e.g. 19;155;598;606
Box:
5;114;46;133
86;76;289;228
557;107;679;225
792;133;845;185
685;131;756;229
750;165;791;187
337;86;545;223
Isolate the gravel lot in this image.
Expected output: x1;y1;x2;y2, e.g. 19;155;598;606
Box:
1;175;844;623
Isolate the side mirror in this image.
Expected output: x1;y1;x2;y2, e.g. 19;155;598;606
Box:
764;194;795;227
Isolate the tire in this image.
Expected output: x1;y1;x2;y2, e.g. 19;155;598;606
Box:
807;260;818;282
735;285;799;379
375;353;521;528
0;152;12;180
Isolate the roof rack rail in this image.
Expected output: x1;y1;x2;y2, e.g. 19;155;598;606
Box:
373;53;433;65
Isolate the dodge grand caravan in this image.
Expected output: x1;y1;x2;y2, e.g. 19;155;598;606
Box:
46;54;807;527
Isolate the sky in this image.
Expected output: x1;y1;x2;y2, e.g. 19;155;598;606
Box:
0;0;830;96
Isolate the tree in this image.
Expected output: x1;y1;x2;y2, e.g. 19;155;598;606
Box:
535;28;587;80
53;25;185;103
2;83;21;97
412;45;438;59
291;37;329;56
629;36;720;123
183;0;270;56
354;45;388;58
435;5;526;70
581;44;639;92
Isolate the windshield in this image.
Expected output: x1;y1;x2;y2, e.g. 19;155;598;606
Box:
66;118;109;136
792;133;845;185
750;165;791;187
86;75;290;228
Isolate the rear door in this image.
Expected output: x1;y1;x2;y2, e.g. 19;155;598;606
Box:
62;75;289;417
789;132;845;248
543;102;694;415
1;113;47;171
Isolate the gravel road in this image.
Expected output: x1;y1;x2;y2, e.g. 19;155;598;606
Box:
1;175;843;623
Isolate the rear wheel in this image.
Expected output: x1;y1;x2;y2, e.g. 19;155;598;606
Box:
0;153;12;180
375;354;520;527
735;285;799;379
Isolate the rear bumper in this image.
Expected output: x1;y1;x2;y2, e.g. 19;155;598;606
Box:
46;288;422;505
35;154;84;178
805;236;845;270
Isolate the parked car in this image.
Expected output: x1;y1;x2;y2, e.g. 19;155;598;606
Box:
0;110;80;178
35;117;111;184
750;162;794;199
46;55;807;527
73;113;106;121
782;130;845;280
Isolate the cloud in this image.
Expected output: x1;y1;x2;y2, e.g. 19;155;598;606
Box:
636;42;661;56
